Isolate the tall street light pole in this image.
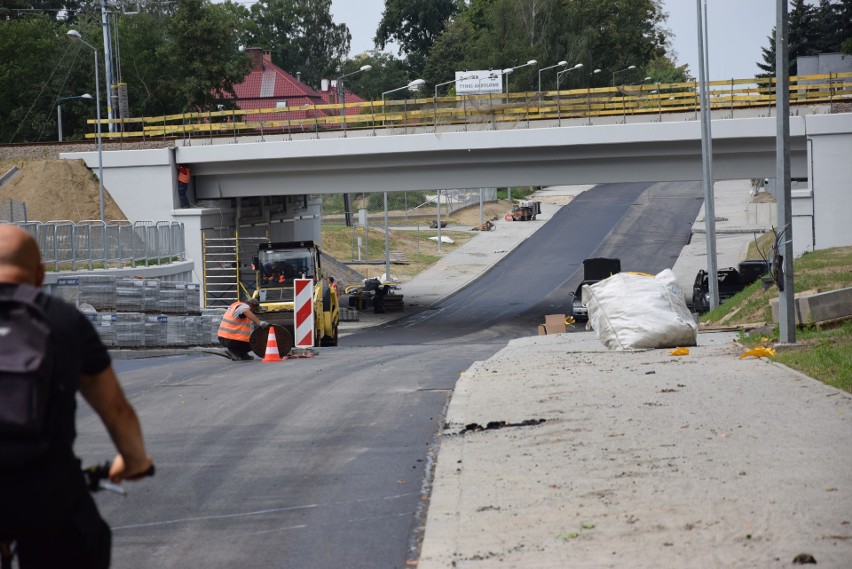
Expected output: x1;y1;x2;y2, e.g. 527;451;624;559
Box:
56;93;92;141
67;30;105;223
587;68;601;125
538;60;568;92
380;79;425;282
335;64;371;226
556;63;583;126
503;59;537;96
382;78;425;127
775;0;795;344
336;64;372;132
612;64;636;86
434;74;475;129
696;0;719;311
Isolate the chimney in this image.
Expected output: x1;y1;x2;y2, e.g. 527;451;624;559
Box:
246;47;265;71
263;50;272;66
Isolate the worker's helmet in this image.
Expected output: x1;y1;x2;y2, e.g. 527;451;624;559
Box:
247;297;260;309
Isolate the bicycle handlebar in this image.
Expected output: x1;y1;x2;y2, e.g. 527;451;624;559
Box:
83;462;156;495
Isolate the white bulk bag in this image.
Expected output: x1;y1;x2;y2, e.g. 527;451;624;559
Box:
584;269;697;350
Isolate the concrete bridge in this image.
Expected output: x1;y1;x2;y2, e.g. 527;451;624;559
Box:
62;106;852;289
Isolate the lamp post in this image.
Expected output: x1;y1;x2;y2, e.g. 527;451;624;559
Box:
503;59;537;95
556;63;583;126
587;68;601;125
67;30;104;223
538;60;568;92
336;64;372;131
380;79;425;281
434;74;475;129
56;93;92;142
612;64;636;86
335;64;371;227
382;78;425;126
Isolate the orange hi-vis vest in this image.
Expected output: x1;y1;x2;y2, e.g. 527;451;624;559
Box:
177;167;190;184
218;301;252;341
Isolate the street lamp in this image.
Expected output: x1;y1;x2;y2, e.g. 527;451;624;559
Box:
380;78;425;281
336;64;372;130
538;60;568;92
612;64;636;86
382;78;426;109
67;29;104;223
434;74;475;129
503;59;537;95
587;68;601;125
336;64;371;227
55;93;92;142
556;63;583;126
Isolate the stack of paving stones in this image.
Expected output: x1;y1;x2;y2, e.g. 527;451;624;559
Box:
50;276;218;349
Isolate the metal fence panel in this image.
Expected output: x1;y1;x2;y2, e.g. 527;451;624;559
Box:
6;220;184;271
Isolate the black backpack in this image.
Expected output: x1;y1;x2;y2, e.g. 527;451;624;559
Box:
0;284;55;467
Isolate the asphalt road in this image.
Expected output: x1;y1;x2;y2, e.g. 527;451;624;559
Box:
75;182;703;569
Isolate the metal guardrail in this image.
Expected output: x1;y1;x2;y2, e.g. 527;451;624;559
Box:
0;199;27;222
81;73;852;140
10;220;185;271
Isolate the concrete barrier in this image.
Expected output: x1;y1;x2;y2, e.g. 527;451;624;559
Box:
770;287;852;324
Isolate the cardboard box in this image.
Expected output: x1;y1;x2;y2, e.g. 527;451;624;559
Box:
539;314;567;335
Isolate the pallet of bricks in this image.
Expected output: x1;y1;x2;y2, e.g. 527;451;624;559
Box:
51;276;221;349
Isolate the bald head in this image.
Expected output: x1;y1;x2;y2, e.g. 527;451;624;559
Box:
0;224;44;286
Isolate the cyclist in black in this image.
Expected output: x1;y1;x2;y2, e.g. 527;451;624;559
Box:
0;225;153;569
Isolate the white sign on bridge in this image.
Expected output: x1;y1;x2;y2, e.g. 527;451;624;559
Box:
456;70;503;95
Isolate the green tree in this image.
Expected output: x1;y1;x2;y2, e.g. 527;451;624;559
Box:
340;51;410;102
757;0;850;76
246;0;350;89
0;16;77;142
167;0;250;112
375;0;461;75
430;0;669;92
644;54;691;84
422;16;478;89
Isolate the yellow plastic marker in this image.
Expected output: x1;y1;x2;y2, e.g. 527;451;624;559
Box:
670;347;690;356
739;346;777;359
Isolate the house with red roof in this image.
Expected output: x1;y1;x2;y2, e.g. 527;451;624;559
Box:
227;47;366;128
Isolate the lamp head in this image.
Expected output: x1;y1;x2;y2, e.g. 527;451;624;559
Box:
557;60;568;66
527;60;537;65
81;93;93;99
408;78;426;89
593;68;602;74
66;29;82;41
360;65;372;72
628;65;636;70
573;63;584;69
643;76;652;82
502;68;513;74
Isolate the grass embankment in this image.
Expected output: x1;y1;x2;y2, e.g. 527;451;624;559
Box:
320;200;511;282
701;235;852;392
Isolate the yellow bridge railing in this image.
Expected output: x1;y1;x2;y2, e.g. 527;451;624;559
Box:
84;72;852;141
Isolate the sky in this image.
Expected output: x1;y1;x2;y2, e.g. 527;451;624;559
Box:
330;0;779;81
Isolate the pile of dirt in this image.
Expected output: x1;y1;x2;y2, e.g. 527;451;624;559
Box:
0;159;125;222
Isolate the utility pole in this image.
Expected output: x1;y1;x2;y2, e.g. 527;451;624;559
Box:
100;0;116;133
776;0;796;344
696;0;719;309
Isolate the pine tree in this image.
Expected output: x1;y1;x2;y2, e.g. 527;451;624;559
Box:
756;0;850;76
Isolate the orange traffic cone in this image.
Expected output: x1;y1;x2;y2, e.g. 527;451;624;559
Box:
262;328;282;362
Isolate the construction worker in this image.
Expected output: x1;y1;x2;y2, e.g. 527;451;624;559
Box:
176;165;191;208
328;276;339;298
217;298;269;361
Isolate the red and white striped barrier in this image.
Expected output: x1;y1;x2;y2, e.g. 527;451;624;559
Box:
294;279;314;348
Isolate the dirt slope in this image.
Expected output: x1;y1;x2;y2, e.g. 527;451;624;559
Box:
0;159;126;222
